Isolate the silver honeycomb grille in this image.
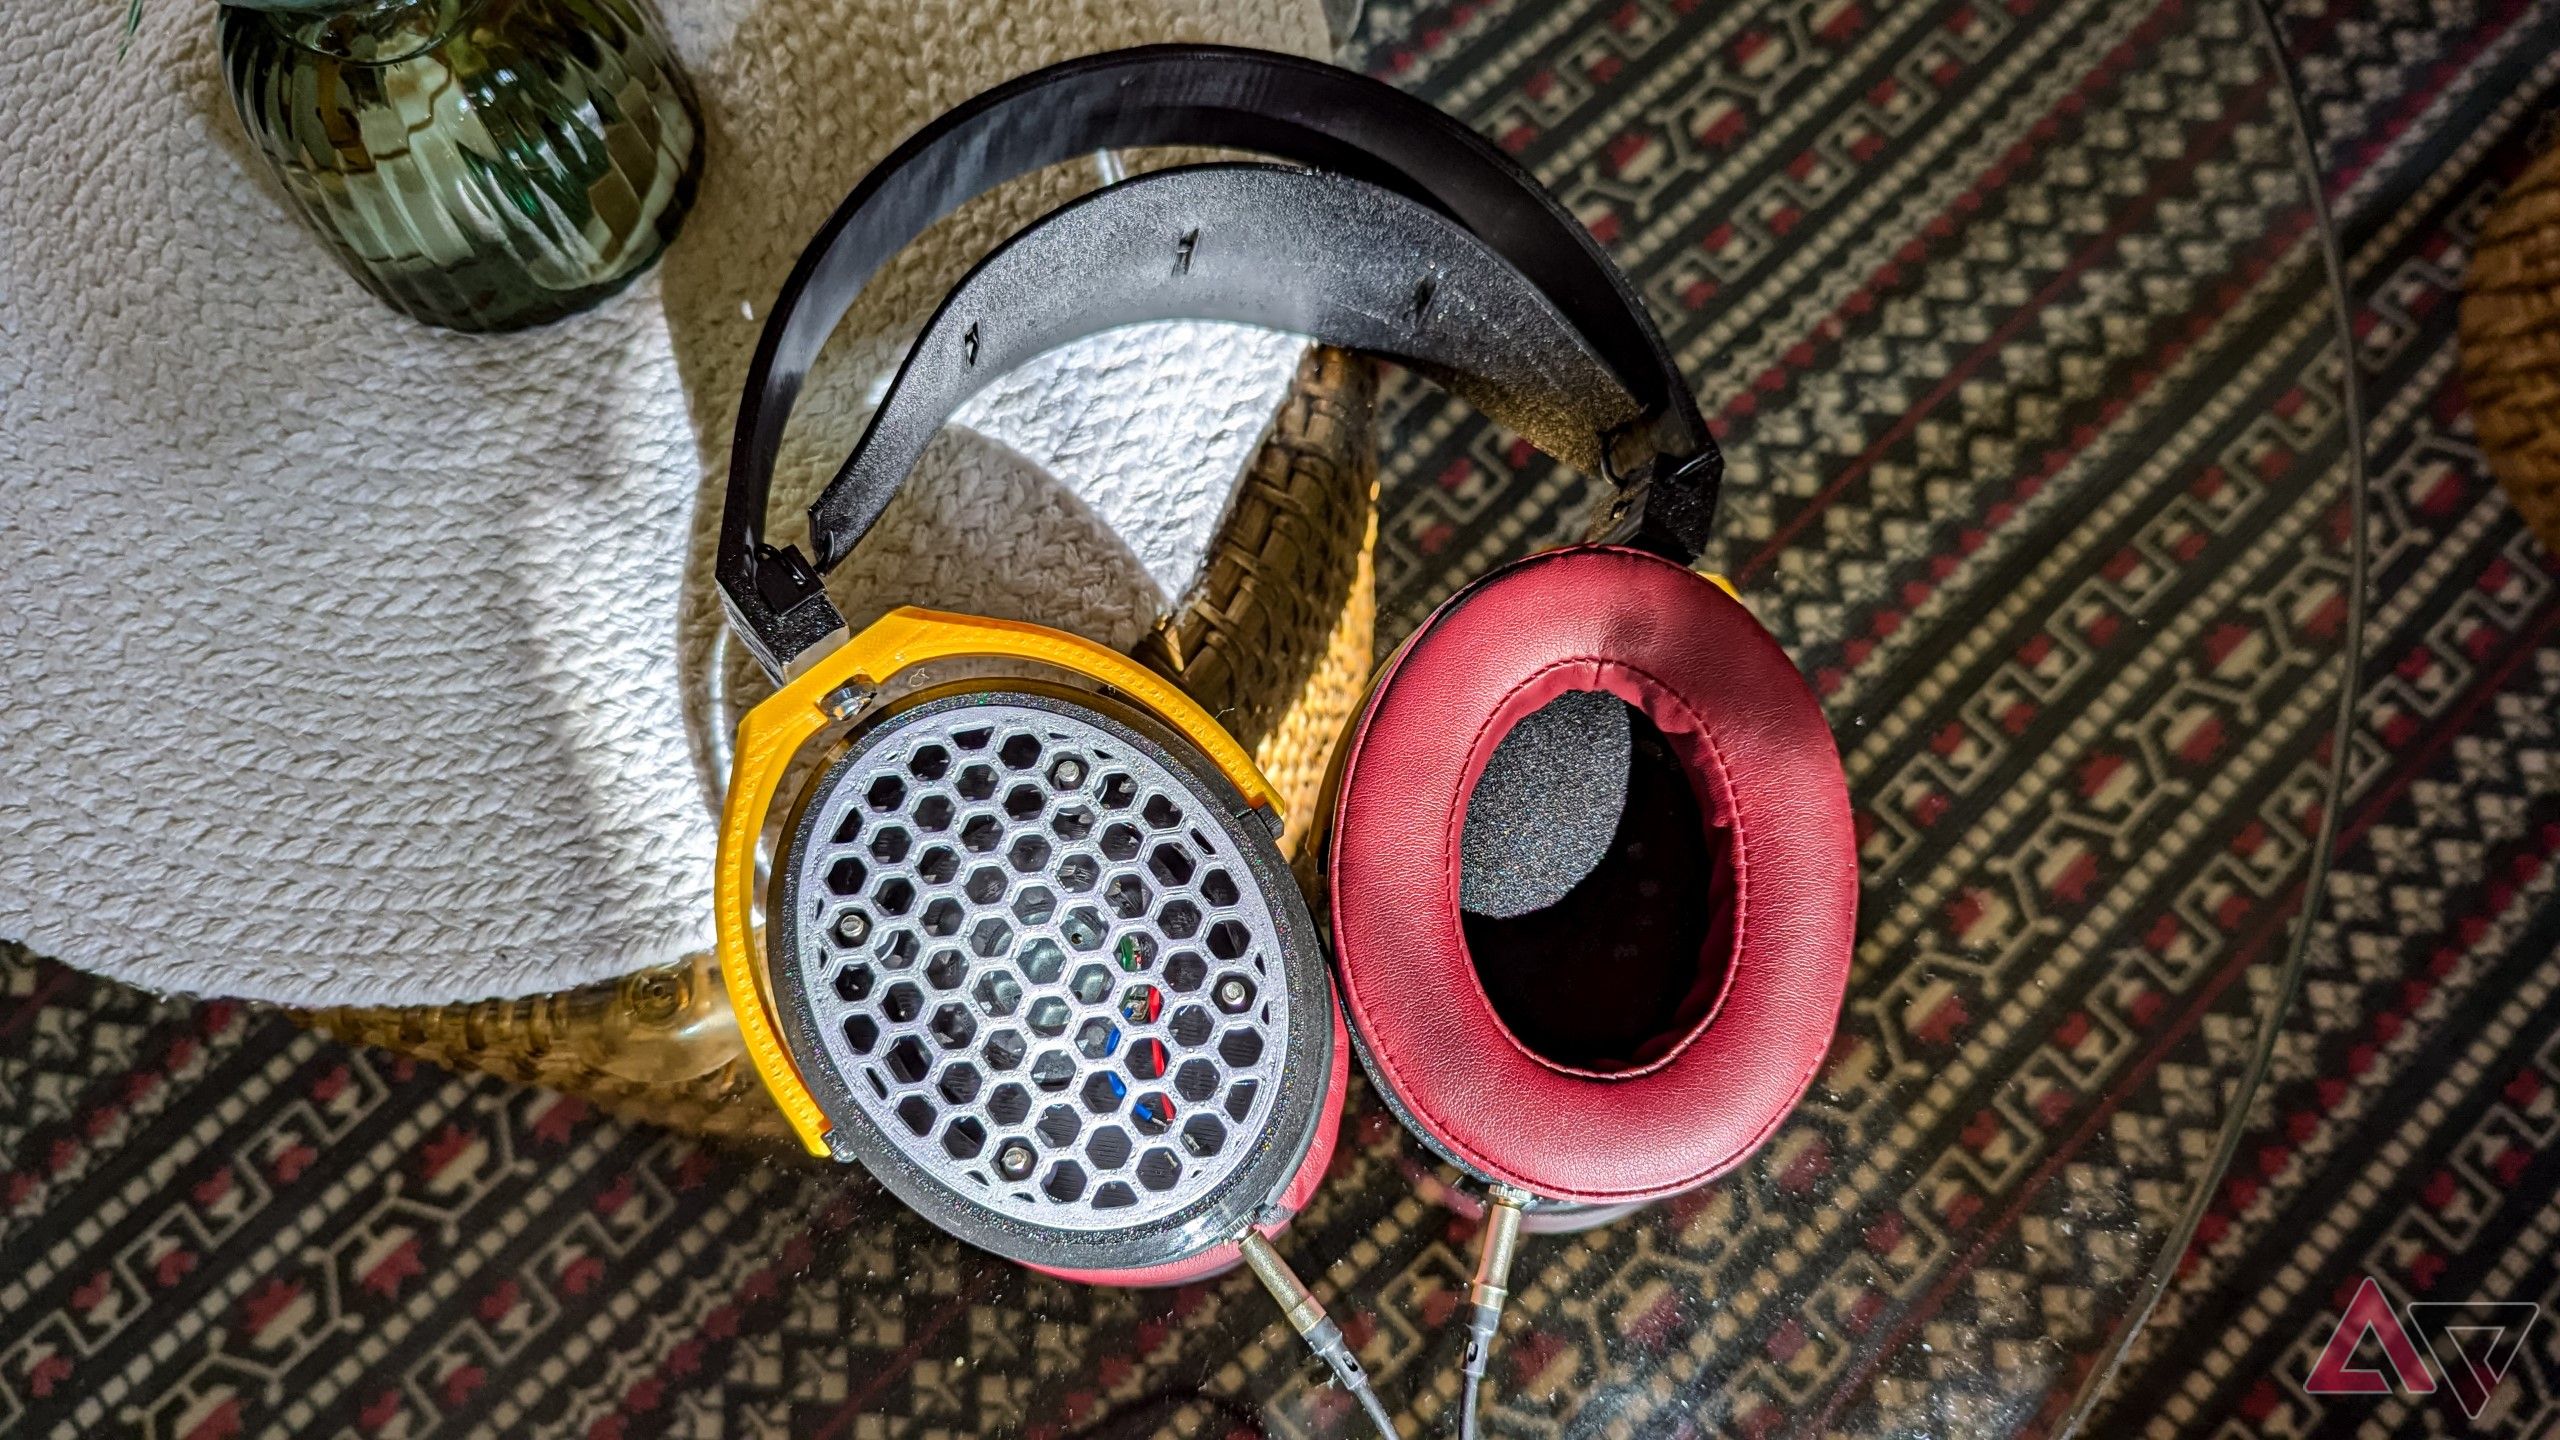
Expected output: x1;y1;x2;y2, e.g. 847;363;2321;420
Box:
768;689;1310;1249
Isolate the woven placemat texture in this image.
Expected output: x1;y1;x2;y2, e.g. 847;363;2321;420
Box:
5;0;2560;1436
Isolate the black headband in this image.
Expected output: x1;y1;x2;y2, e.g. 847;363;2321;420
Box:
720;44;1720;677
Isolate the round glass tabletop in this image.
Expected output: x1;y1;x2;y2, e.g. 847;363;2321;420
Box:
797;0;2359;1435
1325;0;2356;1433
0;1;2356;1435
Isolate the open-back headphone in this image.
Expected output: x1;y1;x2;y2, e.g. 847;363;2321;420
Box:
710;45;1857;1435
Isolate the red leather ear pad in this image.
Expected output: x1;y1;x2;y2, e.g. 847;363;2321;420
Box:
1327;546;1856;1204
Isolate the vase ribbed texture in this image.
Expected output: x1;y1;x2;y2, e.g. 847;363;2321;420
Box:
218;0;702;332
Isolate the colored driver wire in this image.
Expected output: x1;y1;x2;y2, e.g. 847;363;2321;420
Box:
1238;1231;1403;1440
1457;1187;1529;1440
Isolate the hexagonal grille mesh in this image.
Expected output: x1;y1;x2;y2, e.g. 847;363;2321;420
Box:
779;697;1293;1233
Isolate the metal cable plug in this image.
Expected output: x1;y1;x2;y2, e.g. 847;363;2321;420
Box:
1238;1231;1401;1440
1458;1186;1531;1440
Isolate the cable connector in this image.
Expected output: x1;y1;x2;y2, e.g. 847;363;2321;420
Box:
1238;1231;1401;1440
1458;1186;1531;1440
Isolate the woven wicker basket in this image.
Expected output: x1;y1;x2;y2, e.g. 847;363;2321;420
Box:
299;348;1380;1143
2461;137;2560;555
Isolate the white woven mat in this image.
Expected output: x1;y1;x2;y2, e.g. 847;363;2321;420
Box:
0;0;1323;1005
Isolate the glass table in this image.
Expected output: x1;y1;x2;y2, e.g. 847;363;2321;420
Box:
1331;2;2355;1435
748;0;2351;1436
1326;0;2356;1434
0;0;2359;1435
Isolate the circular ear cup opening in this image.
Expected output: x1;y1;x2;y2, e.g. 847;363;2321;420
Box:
1460;693;1737;1074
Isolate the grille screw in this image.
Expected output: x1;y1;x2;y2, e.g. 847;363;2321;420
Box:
995;1140;1036;1181
1215;977;1252;1013
833;911;871;946
1048;757;1087;789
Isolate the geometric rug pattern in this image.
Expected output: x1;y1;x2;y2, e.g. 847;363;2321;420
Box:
4;0;2559;1436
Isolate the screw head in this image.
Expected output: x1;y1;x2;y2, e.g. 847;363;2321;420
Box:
625;967;687;1024
995;1140;1036;1181
1048;757;1087;789
832;911;871;946
1214;976;1252;1014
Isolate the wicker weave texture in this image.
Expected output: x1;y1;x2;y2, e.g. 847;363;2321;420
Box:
2461;137;2560;556
296;954;796;1144
1135;345;1380;853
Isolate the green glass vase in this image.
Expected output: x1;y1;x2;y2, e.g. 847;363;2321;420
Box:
217;0;703;332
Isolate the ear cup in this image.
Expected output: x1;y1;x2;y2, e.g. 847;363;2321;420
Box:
1326;546;1855;1204
1030;1002;1349;1286
762;679;1343;1279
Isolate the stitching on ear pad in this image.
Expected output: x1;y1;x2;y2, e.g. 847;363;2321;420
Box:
1326;547;1857;1203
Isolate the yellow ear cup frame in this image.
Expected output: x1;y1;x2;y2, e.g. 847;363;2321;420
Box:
716;606;1284;1156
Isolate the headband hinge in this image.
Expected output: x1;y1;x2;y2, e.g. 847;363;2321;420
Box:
1591;436;1721;564
723;543;849;681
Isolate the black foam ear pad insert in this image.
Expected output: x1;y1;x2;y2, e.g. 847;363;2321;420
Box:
1459;690;1633;918
1462;709;1730;1071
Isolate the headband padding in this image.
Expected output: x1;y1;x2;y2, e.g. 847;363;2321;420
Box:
1327;547;1855;1203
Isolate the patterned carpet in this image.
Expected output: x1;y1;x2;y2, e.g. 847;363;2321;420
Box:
5;0;2559;1436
